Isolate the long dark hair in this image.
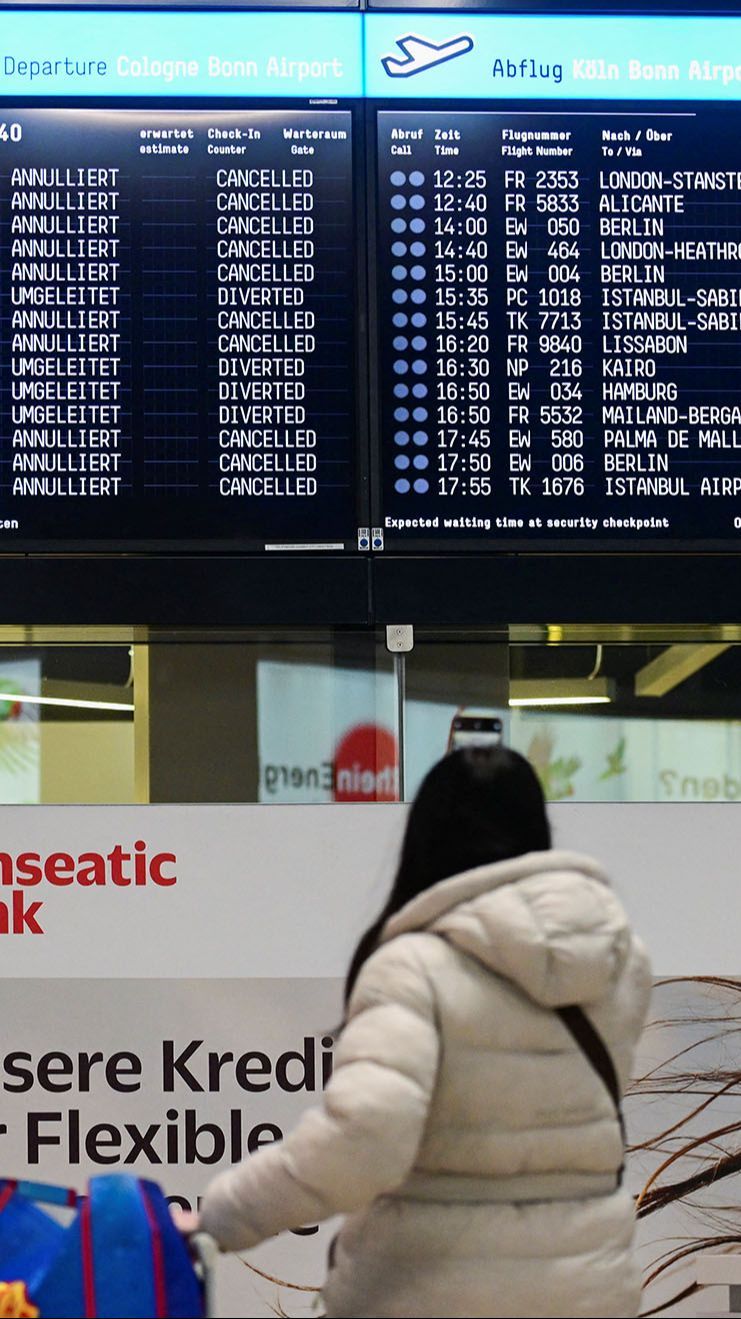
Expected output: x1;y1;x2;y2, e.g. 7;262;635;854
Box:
344;746;551;1005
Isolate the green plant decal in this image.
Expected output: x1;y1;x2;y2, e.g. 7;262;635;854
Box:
527;729;582;801
599;737;627;781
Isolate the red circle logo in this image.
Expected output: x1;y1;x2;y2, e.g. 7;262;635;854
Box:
333;724;398;802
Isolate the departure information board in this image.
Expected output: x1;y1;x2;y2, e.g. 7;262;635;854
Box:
366;12;741;547
8;8;741;553
0;10;363;548
375;103;741;546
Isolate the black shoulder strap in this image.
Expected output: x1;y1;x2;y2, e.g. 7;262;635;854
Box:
556;1005;625;1186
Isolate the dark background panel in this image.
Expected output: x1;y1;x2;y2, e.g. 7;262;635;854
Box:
0;553;740;626
0;554;371;623
373;553;741;623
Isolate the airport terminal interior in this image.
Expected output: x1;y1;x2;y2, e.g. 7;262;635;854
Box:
6;1;741;1316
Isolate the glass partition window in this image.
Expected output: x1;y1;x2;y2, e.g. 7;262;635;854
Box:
403;627;741;804
0;642;133;805
509;630;741;802
0;625;739;805
0;628;396;805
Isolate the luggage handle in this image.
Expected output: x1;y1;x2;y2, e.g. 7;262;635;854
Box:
0;1178;78;1209
190;1233;218;1319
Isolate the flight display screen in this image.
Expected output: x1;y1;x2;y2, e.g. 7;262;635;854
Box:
0;11;362;549
375;103;741;546
6;8;741;553
3;107;356;546
368;13;741;547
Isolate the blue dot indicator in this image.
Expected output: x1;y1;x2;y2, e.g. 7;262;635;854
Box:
395;478;411;494
410;218;426;233
412;359;426;375
391;241;407;257
394;431;410;445
410;195;425;211
393;336;408;351
394;408;409;422
412;431;428;446
410;241;426;257
393;359;409;375
392;289;408;304
412;384;428;398
411;312;427;328
390;170;407;186
392;265;407;281
412;336;427;351
413;478;429;494
409;170;425;186
411;289;426;304
392;312;408;328
393;384;409;398
413;455;429;469
410;265;426;281
391;218;407;234
395;455;411;470
413;407;428;421
391;194;406;211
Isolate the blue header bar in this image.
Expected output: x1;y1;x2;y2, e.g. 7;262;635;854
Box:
366;13;741;100
0;10;363;96
4;11;741;101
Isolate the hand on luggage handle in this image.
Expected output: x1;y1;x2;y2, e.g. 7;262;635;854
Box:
170;1206;200;1236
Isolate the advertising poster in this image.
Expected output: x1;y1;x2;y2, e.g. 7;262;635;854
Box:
2;803;741;1316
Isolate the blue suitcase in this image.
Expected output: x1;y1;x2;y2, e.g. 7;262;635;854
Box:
0;1176;208;1318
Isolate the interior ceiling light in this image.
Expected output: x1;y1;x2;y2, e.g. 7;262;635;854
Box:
509;678;613;708
0;692;134;713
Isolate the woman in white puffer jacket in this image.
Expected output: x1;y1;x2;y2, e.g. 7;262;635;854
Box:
199;747;653;1318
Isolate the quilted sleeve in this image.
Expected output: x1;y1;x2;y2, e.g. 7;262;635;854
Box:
198;934;440;1251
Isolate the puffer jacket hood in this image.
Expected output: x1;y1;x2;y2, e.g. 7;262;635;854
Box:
381;849;631;1009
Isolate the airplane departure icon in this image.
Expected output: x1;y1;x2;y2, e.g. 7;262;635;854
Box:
381;33;475;79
